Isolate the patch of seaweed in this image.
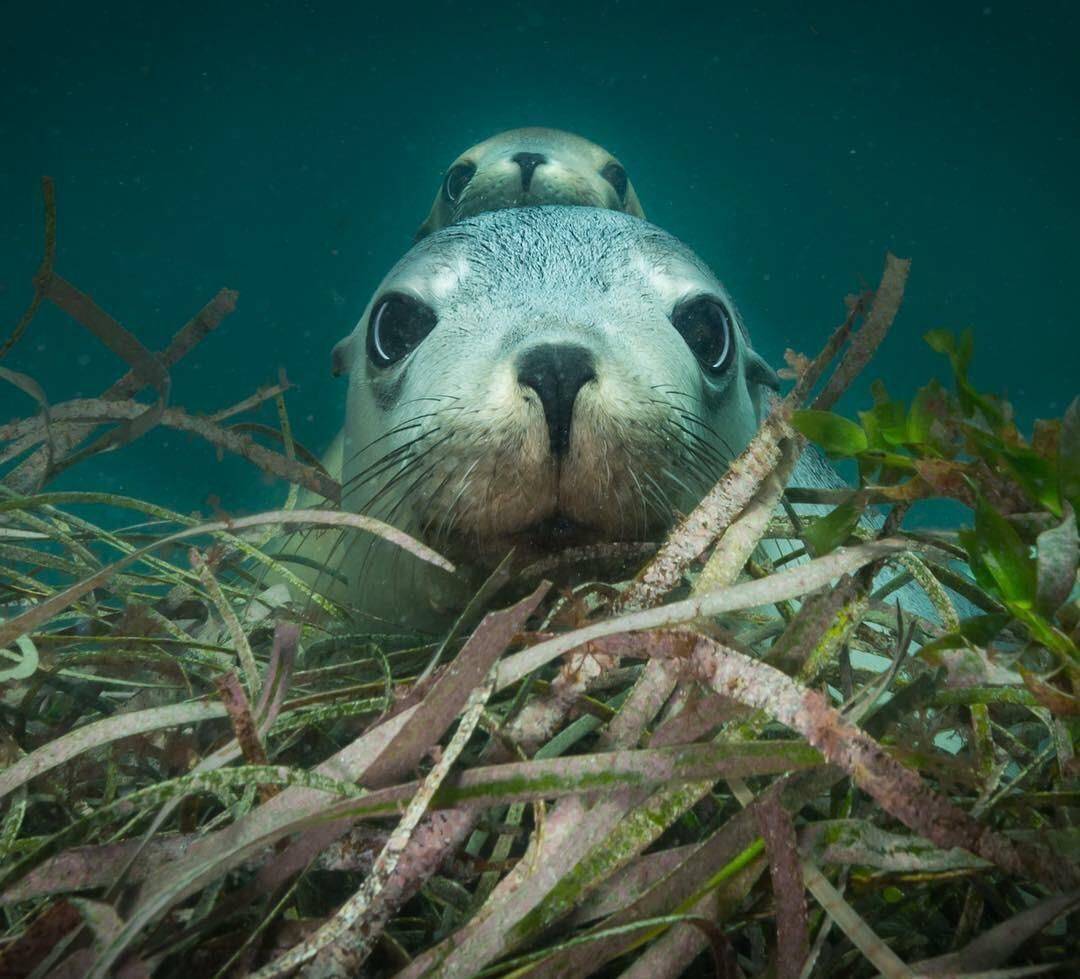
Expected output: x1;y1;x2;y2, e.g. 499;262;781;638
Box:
0;183;1077;977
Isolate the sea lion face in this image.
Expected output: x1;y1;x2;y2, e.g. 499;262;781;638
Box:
334;207;777;569
416;127;645;239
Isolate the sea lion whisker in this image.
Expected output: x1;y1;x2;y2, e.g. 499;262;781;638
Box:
391;394;461;410
669;402;731;438
645;474;677;520
427;475;479;557
624;463;652;535
637;473;680;537
672;409;739;462
419;458;471;543
648;385;700;404
654;465;701;508
661;417;733;470
343;435;436;490
432;463;480;554
637;415;727;487
346;417;430;458
342;449;428;502
346;460;440;538
348;448;460;601
357;438;456;517
432;458;482;547
380;451;456;527
634;468;672;534
641;397;735;465
619;434;678;527
342;407;461;468
344;429;456;497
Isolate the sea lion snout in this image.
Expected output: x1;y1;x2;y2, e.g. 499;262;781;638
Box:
511;151;548;191
516;344;596;456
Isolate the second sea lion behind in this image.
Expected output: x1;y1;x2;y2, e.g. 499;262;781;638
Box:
415;127;644;239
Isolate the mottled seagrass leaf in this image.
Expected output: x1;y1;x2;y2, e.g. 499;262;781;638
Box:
1036;506;1078;616
0;701;227;804
913;888;1080;975
361;581;549;789
1060;396;1080;512
906;381;941;447
791;409;868;457
864;397;908;447
1020;669;1080;716
755;792;809;979
917;612;1012;660
964;496;1038;607
803;495;866;556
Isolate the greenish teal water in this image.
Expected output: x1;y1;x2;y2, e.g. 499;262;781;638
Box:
1;1;1077;515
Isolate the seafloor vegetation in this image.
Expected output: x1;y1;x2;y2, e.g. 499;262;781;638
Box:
1;180;1078;977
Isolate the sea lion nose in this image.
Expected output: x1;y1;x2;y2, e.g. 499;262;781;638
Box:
512;151;548;192
517;344;596;457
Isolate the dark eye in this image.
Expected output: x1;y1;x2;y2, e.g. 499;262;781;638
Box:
670;296;736;373
600;161;628;201
367;293;438;367
443;162;476;203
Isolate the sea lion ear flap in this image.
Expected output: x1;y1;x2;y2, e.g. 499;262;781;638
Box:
622;180;645;219
331;335;355;378
745;350;781;392
745;349;782;420
414;217;435;242
414;193;447;241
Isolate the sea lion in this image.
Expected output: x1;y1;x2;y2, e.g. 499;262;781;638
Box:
415;127;645;240
292;205;787;630
311;128;644;496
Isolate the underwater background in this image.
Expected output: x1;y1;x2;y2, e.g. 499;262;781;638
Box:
1;0;1077;516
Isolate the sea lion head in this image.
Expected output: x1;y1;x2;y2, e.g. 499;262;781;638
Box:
415;127;645;239
332;206;778;579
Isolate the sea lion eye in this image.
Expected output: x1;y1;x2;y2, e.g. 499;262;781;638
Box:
600;161;628;201
443;162;476;203
670;296;735;374
367;293;438;367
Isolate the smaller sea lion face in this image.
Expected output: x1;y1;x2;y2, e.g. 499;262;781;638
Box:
416;127;644;239
333;208;777;580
